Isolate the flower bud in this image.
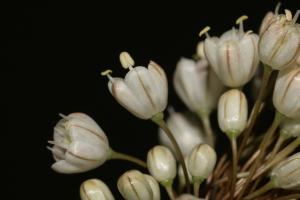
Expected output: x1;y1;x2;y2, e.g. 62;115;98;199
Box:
47;113;110;174
273;66;300;118
176;194;204;200
104;53;168;120
159;111;207;157
147;145;177;184
117;170;158;200
259;10;300;70
271;152;300;190
280;118;300;138
187;144;217;182
144;174;161;200
218;89;248;137
174;57;224;116
80;179;115;200
204;17;259;87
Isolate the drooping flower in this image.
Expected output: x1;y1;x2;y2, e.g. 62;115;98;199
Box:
47;113;110;173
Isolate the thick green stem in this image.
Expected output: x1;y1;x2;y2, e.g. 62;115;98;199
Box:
243;180;275;200
230;136;238;200
198;113;215;147
237;111;285;200
238;65;273;158
109;149;147;168
151;113;191;193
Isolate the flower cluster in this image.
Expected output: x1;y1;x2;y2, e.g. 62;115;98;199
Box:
47;4;300;200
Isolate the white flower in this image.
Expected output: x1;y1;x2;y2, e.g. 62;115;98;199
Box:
47;113;110;174
187;144;216;182
159;111;207;157
103;52;168;120
203;16;259;87
273;66;300;118
218;89;248;137
259;10;300;70
80;179;115;200
280;118;300;138
117;170;160;200
259;3;281;34
271;152;300;190
147;145;177;183
174;56;224;116
144;174;161;200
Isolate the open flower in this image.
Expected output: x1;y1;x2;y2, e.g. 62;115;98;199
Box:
173;56;224;116
259;3;281;34
47;113;110;173
203;16;259;87
103;52;168;120
259;10;300;70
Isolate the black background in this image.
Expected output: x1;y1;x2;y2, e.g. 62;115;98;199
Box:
7;0;299;199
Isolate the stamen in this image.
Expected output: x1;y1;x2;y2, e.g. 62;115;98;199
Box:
46;146;54;152
196;42;205;59
59;113;70;120
199;26;211;38
285;9;292;21
236;15;248;34
101;69;114;82
245;30;253;35
274;2;281;15
119;51;135;70
48;140;68;149
292;10;300;24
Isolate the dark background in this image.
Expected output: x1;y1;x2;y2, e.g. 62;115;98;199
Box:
7;0;299;199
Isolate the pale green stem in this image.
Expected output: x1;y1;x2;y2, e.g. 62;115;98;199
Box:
268;135;287;163
151;112;191;193
198;113;215;147
109;149;147;168
238;65;273;158
243;180;275;200
193;180;203;197
165;185;176;200
230;136;238;200
237;111;285;200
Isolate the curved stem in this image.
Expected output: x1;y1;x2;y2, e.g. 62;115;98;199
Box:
151;113;191;193
238;65;273;158
243;180;275;200
237;111;285;200
109;149;147;168
230;136;238;200
198;113;215;147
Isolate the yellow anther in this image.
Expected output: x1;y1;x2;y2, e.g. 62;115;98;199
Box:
285;9;292;21
101;69;113;76
199;26;211;37
119;51;135;69
236;15;248;25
